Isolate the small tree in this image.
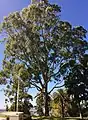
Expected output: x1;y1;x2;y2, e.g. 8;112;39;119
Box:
53;89;69;118
0;61;32;112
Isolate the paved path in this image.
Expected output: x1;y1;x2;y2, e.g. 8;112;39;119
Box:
0;117;6;120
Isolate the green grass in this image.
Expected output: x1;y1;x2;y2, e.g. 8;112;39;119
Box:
32;116;87;120
0;114;7;118
0;115;7;118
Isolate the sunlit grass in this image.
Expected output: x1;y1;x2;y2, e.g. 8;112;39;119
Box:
32;116;87;120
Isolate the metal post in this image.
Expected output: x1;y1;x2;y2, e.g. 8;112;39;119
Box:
16;75;25;112
17;78;19;112
31;0;32;4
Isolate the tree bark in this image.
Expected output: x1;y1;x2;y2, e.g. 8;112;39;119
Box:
61;100;64;118
45;82;49;116
78;101;83;119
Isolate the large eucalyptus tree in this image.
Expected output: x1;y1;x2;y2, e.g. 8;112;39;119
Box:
0;0;87;115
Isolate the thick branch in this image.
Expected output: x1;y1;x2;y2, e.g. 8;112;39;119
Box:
30;82;42;91
49;58;64;79
48;83;64;94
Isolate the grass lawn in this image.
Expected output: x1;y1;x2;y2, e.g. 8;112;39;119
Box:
32;116;88;120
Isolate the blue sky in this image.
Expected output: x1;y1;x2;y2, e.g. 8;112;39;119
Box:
0;0;88;109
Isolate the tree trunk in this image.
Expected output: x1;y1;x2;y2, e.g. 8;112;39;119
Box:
45;82;49;116
78;101;83;119
61;100;64;118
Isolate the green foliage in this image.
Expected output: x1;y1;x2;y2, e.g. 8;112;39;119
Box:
36;93;44;116
52;89;70;117
65;55;88;102
36;92;51;116
2;62;32;112
9;97;33;113
0;71;7;85
62;54;88;118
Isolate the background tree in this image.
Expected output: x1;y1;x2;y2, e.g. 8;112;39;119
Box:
0;0;88;116
36;92;51;116
61;54;88;118
0;61;32;112
52;89;70;118
36;93;44;116
0;70;7;85
67;99;79;117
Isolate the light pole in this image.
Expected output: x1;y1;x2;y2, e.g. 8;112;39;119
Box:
15;75;24;112
17;77;19;112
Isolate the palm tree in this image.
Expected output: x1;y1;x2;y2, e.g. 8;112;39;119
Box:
53;89;68;118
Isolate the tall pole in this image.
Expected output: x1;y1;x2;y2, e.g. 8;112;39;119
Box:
31;0;32;4
17;78;19;112
16;75;24;112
